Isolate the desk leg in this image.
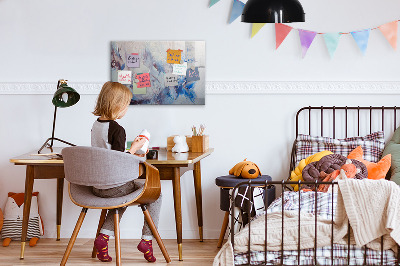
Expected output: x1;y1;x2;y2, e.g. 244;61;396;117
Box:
20;165;34;259
172;167;183;261
56;178;64;241
193;161;203;242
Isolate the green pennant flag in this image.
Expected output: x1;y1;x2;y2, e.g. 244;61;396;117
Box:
209;0;220;7
323;33;341;58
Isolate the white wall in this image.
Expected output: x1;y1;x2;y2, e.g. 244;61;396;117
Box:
1;0;400;239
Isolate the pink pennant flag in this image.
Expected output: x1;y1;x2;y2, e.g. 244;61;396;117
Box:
298;29;317;58
378;21;398;50
275;23;293;49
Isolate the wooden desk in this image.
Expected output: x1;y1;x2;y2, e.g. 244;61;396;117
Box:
9;148;64;259
146;148;213;260
10;147;213;261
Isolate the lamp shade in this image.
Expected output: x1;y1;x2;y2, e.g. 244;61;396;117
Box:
52;84;80;108
241;0;305;23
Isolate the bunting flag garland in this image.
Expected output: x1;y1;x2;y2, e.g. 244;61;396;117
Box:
378;21;398;50
251;23;266;38
209;0;220;8
275;23;293;49
229;0;245;24
207;4;400;57
298;29;317;58
323;33;341;58
351;29;370;55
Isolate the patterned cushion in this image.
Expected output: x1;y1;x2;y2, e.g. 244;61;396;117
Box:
294;131;385;166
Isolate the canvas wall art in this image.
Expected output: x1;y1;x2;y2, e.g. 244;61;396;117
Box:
111;41;205;105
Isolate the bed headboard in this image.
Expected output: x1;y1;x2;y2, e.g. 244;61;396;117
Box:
290;106;400;179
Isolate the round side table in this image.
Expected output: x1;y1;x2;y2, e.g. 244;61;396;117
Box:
215;175;275;248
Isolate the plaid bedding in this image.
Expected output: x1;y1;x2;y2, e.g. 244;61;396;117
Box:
294;131;385;166
234;191;397;265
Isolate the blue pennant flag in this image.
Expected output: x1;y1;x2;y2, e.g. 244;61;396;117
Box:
229;0;245;23
351;29;371;55
209;0;221;7
323;33;341;58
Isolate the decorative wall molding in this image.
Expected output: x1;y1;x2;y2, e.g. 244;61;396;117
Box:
1;81;400;95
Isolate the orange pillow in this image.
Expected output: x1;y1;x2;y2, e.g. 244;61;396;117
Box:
347;146;391;180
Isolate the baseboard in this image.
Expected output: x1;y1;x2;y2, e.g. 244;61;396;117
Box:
1;81;400;95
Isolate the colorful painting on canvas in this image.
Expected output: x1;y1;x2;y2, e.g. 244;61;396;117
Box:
111;41;205;105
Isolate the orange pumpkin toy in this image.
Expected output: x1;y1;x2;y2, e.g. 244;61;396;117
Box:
229;159;261;179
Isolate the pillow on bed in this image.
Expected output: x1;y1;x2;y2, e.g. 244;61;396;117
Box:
382;126;400;184
295;131;385;166
348;146;391;180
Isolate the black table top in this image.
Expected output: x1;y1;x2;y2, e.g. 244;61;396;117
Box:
215;175;272;188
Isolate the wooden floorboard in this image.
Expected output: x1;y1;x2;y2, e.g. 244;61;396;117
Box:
0;239;222;265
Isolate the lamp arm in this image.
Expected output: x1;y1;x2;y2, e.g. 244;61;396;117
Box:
50;79;61;148
50;105;57;148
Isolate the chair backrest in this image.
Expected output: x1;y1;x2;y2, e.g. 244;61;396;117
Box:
62;146;145;187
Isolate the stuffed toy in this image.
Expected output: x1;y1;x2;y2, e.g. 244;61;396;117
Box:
348;146;391;180
289;150;333;191
1;192;44;247
172;135;189;153
229;159;261;179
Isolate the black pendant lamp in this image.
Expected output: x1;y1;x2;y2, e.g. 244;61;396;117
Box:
242;0;305;23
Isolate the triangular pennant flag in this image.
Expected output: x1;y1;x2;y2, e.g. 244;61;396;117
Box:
275;23;293;49
298;29;317;58
251;23;266;38
351;29;370;55
378;21;398;50
229;0;245;24
209;0;220;7
323;33;341;58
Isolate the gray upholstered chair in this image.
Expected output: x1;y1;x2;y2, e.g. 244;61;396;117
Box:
60;146;171;265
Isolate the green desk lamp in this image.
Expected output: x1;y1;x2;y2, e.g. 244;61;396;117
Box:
38;79;80;154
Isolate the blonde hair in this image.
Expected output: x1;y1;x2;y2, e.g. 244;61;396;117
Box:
93;81;133;120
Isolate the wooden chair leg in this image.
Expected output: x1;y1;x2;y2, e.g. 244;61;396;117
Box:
141;205;171;263
60;208;88;266
217;211;230;248
91;209;108;258
114;210;121;266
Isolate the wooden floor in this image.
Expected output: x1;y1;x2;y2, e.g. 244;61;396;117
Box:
0;239;221;265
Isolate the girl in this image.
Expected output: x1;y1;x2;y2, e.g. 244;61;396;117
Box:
91;81;162;263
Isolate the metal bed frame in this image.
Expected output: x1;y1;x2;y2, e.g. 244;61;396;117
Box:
230;106;400;266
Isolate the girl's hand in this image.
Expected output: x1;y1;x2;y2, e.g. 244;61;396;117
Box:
129;137;147;155
134;148;149;157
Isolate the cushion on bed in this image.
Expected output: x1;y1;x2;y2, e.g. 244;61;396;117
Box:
348;146;391;180
382;127;400;184
295;131;385;167
301;154;368;189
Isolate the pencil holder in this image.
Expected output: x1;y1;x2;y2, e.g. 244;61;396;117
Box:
191;135;209;153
